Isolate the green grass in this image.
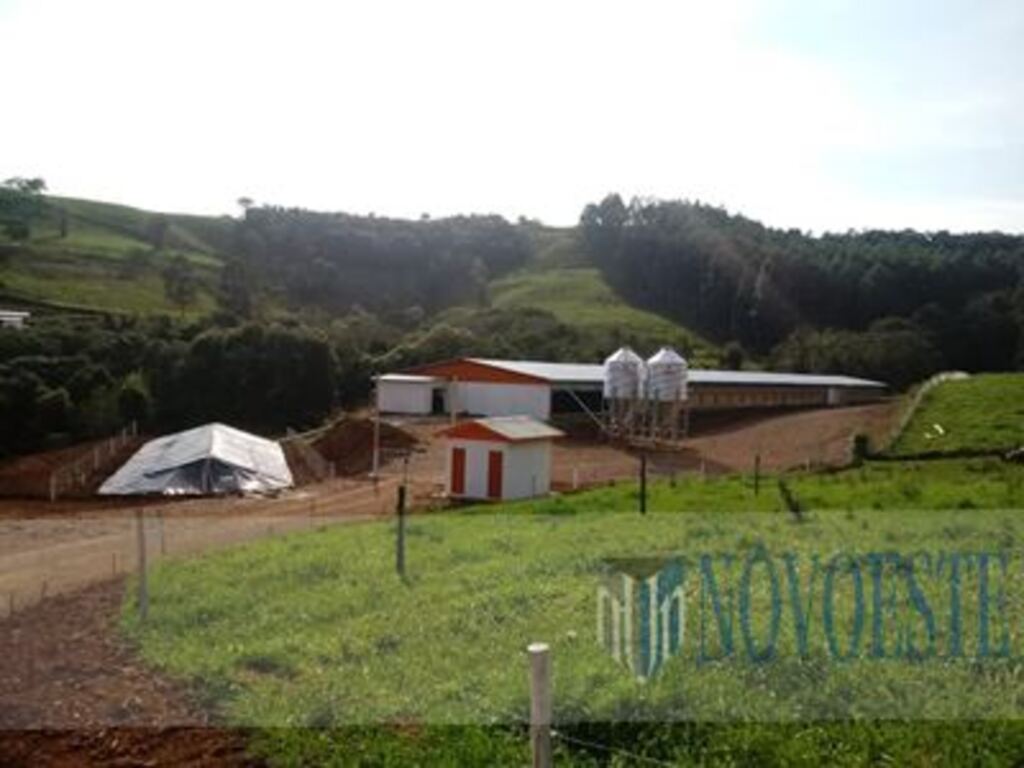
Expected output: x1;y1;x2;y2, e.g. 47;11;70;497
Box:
0;196;225;315
0;250;218;317
890;374;1024;456
124;462;1024;765
490;267;719;364
788;457;1024;511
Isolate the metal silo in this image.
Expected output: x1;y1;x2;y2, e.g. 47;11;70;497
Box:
603;347;645;435
646;347;688;402
645;347;688;440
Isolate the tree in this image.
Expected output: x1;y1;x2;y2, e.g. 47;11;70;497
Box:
147;215;169;250
720;341;745;370
219;257;255;318
118;371;151;427
162;255;199;316
0;177;46;240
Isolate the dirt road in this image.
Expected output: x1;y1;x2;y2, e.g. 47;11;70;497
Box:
0;477;400;619
0;578;259;766
683;401;901;472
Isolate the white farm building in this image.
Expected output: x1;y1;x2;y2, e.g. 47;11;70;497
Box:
376;357;887;421
439;416;564;501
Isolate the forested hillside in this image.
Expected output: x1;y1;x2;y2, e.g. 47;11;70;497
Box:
581;195;1024;387
2;177;1023;460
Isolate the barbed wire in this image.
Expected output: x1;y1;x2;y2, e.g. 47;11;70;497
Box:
551;728;680;767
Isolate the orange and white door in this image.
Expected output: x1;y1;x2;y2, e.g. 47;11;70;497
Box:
487;450;503;499
450;446;466;496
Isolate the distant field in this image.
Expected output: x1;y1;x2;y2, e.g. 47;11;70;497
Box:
0;196;226;315
491;267;719;364
890;374;1024;456
125;461;1024;765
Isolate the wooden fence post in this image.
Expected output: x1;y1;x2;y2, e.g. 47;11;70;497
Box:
396;484;407;579
136;510;148;620
529;642;553;768
639;453;647;515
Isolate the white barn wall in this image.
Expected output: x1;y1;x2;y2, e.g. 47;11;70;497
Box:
446;438;503;500
454;382;550;420
445;438;553;501
504;441;552;500
378;380;434;414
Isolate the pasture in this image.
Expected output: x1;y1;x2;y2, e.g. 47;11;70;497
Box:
890;374;1024;457
123;460;1024;765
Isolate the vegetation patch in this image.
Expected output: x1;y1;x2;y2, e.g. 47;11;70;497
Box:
124;464;1024;765
890;374;1024;456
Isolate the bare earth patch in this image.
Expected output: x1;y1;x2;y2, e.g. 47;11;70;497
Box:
0;578;258;766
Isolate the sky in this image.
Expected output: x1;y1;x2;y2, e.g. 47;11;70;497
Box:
1;0;1021;233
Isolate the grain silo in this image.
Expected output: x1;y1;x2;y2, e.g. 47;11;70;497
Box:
646;347;688;439
603;347;645;435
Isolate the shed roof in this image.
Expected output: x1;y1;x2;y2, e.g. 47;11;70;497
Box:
378;373;441;384
465;359;884;389
439;415;565;443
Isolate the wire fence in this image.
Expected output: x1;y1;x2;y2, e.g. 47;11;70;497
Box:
0;477;400;620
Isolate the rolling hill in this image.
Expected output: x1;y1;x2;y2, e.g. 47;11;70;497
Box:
0;196;229;316
0;196;716;359
889;373;1024;456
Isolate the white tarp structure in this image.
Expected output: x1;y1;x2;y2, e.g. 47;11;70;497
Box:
99;422;293;496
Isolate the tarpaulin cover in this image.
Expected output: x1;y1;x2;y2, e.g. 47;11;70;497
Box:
98;422;293;496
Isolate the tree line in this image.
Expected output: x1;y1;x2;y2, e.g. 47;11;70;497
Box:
581;194;1024;387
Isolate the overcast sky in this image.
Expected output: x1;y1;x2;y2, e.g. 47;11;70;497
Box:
1;0;1021;232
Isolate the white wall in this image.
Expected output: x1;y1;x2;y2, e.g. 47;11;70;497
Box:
454;382;551;420
446;439;503;500
445;438;552;501
504;441;552;500
378;380;434;414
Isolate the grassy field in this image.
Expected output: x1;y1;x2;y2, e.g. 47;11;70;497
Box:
0;196;226;315
490;267;720;365
124;461;1024;765
890;374;1024;456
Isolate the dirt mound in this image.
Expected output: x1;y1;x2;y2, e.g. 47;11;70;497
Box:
312;418;419;476
0;438;145;499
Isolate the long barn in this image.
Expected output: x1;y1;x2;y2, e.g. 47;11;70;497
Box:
377;358;886;421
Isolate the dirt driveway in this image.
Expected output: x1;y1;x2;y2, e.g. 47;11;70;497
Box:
0;477;400;619
0;578;259;766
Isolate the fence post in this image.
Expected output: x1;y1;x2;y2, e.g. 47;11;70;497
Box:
136;510;148;620
528;642;553;768
396;484;407;579
49;473;57;503
639;453;647;515
753;453;761;496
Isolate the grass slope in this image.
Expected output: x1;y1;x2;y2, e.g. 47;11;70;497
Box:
125;460;1024;765
890;374;1024;456
0;196;227;316
491;267;719;364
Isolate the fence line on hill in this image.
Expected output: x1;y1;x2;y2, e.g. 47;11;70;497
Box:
281;428;336;482
48;420;138;501
0;476;399;620
880;371;970;454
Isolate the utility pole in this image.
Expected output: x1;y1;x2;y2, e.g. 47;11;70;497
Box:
371;375;381;480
